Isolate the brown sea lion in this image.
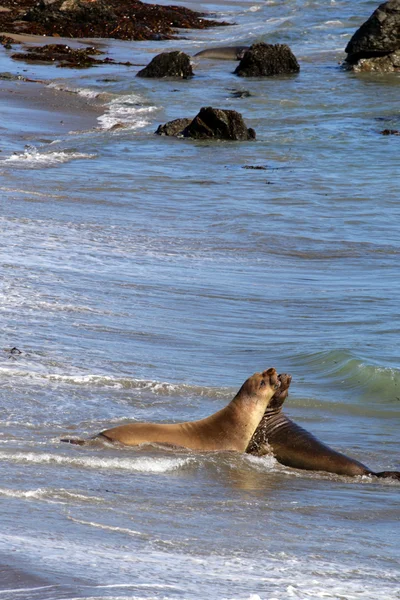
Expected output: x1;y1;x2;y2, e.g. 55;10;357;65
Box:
247;374;400;480
193;46;249;60
62;368;280;452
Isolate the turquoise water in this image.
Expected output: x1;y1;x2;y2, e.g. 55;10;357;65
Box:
0;0;399;598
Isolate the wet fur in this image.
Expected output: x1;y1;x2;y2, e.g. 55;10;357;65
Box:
247;375;400;481
62;368;280;452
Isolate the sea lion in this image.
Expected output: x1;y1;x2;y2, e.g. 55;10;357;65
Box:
193;46;249;60
62;367;280;452
247;374;400;480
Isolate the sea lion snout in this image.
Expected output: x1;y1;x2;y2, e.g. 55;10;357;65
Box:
267;373;292;409
279;373;292;389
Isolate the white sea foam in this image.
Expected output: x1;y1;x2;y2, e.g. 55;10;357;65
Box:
68;516;146;537
0;585;57;596
97;95;159;130
0;486;101;503
47;82;108;100
314;19;344;29
0;530;397;600
4;148;96;167
0;451;194;473
0;186;64;198
0;366;228;399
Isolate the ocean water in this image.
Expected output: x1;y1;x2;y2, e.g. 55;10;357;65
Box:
0;0;400;598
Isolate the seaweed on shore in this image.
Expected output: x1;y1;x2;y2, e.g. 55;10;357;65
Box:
0;0;229;41
11;43;135;68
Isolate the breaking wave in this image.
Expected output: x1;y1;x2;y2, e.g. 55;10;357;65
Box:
3;147;96;167
0;450;194;473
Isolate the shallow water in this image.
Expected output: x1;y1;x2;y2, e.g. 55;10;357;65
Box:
0;0;399;598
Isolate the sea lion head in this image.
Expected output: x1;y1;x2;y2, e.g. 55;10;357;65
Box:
237;367;280;402
268;373;292;410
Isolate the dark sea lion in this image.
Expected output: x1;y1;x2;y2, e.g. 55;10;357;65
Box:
247;374;400;480
62;368;280;452
193;46;249;60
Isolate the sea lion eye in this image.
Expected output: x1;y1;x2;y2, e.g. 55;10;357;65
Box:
260;380;266;388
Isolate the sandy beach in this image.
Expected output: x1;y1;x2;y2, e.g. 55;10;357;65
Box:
0;76;103;150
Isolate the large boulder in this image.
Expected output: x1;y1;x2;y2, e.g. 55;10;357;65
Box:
234;42;300;77
345;1;400;71
155;107;256;140
137;51;193;78
182;107;255;140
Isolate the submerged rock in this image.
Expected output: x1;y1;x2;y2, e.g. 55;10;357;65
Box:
156;107;256;141
137;51;193;78
234;42;300;77
344;1;400;72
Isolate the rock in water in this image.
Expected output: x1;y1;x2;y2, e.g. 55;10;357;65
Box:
155;118;193;136
155;107;256;140
346;1;400;59
182;107;256;140
345;1;400;72
137;51;193;78
234;42;300;77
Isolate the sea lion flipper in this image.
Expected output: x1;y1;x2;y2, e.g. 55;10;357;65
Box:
374;470;400;481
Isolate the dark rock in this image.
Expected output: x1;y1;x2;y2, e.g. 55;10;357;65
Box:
229;89;252;98
345;49;400;71
137;51;193;78
155;107;256;140
234;42;300;77
345;1;400;62
242;165;268;170
155;118;193;136
182;107;256;140
380;128;400;134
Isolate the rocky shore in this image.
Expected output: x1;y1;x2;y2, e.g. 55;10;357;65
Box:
0;0;228;41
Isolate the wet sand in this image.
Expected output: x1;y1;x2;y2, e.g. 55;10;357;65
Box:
0;31;104;47
0;560;51;591
0;77;102;146
0;556;90;599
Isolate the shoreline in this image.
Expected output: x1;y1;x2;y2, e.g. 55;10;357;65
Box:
0;30;107;48
0;77;103;151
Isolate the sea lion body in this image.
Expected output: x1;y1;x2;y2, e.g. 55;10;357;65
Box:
63;368;280;452
248;375;400;480
193;46;249;60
